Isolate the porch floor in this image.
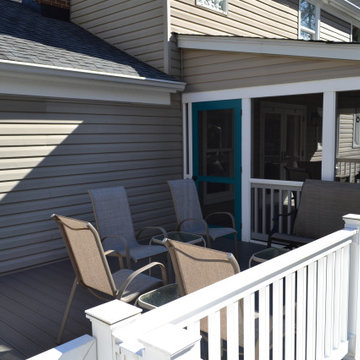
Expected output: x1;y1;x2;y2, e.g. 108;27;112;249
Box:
0;240;266;360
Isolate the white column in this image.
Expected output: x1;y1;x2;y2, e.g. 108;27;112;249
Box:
322;91;337;181
343;214;360;360
242;97;252;242
85;300;142;360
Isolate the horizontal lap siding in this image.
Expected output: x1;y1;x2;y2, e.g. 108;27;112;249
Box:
171;0;298;39
338;110;358;158
320;11;351;42
70;0;166;72
0;96;182;274
182;50;360;92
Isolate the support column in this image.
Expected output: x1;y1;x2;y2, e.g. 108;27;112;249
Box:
242;98;252;242
322;91;337;181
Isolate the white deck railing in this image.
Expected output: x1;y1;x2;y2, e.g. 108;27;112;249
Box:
30;214;360;360
336;158;360;183
81;214;360;360
251;179;303;241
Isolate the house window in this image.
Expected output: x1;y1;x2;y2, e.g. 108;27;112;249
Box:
353;113;360;148
299;0;318;40
353;26;360;42
196;0;227;14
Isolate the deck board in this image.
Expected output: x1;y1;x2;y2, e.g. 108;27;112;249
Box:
0;240;266;359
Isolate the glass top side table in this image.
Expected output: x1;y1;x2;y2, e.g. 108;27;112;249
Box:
150;231;206;247
137;283;180;310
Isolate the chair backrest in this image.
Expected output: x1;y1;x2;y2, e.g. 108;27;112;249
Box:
293;179;360;239
89;186;137;250
168;179;203;227
52;214;117;297
164;239;240;297
165;239;242;343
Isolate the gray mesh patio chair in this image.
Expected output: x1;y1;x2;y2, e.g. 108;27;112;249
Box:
89;186;168;269
168;179;238;256
52;214;167;344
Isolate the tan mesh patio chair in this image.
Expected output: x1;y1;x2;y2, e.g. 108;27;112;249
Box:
52;214;167;344
164;240;250;353
168;179;238;257
88;186;168;269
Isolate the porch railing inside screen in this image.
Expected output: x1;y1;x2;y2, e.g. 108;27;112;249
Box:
251;179;303;242
336;158;360;183
109;218;356;360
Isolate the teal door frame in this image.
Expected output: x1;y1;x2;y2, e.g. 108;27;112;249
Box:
192;99;242;234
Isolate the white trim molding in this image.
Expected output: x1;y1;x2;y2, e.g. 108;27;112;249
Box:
177;35;360;61
0;60;186;105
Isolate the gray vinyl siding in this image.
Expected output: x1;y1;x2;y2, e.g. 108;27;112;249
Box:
320;11;351;42
338;110;360;158
171;0;298;39
70;0;166;72
182;49;360;92
0;95;182;274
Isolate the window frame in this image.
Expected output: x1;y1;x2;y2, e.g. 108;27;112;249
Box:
196;0;228;15
298;0;320;40
353;112;360;148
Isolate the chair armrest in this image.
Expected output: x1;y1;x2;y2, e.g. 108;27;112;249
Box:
101;235;131;267
267;209;298;247
269;232;313;248
205;212;236;229
177;218;208;234
136;226;167;240
116;261;168;299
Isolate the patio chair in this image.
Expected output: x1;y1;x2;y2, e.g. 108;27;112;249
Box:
52;214;167;344
250;179;360;266
168;179;238;256
164;239;258;356
88;186;168;269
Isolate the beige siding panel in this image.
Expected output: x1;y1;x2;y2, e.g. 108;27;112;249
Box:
70;0;166;71
0;95;182;274
171;0;298;39
182;50;360;92
320;11;351;42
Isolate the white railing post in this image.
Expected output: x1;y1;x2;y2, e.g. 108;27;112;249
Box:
343;214;360;359
136;325;201;360
85;300;142;360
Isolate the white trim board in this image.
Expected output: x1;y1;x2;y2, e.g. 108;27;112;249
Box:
177;35;360;61
182;75;360;103
0;60;185;105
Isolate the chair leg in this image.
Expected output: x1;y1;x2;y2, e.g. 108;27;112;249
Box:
234;232;239;260
56;277;79;344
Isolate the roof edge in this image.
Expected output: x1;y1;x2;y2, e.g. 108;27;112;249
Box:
177;35;360;61
0;59;186;92
0;60;185;105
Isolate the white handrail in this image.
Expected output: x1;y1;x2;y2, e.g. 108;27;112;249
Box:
112;223;356;359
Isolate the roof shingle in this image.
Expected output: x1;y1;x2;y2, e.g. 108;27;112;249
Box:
0;0;177;82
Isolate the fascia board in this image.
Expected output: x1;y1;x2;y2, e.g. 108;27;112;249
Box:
177;35;360;61
0;60;186;105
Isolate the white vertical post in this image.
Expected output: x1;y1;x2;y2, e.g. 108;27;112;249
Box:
322;91;336;181
343;214;360;360
85;300;142;360
242;97;251;242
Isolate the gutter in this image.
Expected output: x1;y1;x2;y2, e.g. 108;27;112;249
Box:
0;59;186;93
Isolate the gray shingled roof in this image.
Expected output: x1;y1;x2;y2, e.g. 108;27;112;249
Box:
0;0;177;82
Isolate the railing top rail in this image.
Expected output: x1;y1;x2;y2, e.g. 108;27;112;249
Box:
337;158;360;163
250;178;303;189
113;228;355;346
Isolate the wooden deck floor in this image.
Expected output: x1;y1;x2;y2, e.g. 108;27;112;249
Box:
0;240;266;360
